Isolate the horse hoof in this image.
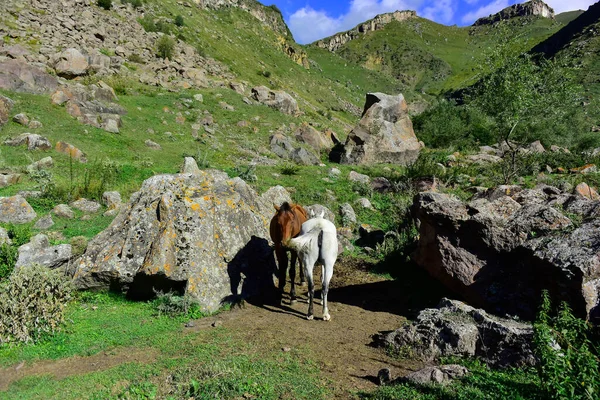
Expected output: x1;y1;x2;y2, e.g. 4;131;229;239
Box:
323;314;331;321
300;281;307;287
290;298;297;305
306;314;314;320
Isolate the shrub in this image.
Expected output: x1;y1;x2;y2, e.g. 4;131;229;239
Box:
534;291;600;399
153;291;203;319
0;243;18;281
233;164;257;183
97;0;112;10
122;0;143;8
127;53;145;64
0;264;73;344
156;35;176;60
174;15;184;27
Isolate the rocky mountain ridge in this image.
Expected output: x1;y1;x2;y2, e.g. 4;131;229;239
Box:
314;10;417;52
474;0;554;26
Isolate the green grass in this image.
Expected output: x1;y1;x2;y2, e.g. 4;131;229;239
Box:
0;292;328;399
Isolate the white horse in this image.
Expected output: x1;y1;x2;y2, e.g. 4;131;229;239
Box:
288;212;338;321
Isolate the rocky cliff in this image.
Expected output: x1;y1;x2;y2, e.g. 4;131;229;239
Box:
315;10;417;52
474;0;554;26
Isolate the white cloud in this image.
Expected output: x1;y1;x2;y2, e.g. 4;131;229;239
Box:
461;0;510;24
545;0;597;13
288;0;423;44
422;0;456;24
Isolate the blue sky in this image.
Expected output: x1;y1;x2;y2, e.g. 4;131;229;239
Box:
258;0;598;44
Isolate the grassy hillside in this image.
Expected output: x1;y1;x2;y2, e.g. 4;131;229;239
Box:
319;15;566;94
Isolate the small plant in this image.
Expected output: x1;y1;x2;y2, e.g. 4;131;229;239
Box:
122;0;143;8
261;70;272;78
0;264;73;344
156;35;175;60
153;291;204;319
29;168;56;195
96;0;112;10
233;164;257;183
280;163;300;176
127;53;144;64
174;15;184;27
534;291;600;399
0;243;18;281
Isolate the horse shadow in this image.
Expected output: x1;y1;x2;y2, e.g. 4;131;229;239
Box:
224;236;280;307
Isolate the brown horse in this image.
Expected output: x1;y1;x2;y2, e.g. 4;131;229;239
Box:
270;202;308;303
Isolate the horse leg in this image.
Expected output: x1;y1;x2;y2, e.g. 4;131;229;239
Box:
299;261;306;286
304;261;315;320
289;251;298;304
322;261;334;321
276;247;289;298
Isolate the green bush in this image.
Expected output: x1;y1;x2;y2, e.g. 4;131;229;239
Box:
0;264;73;344
153;291;203;319
156;35;176;60
534;291;600;399
122;0;143;8
97;0;112;10
174;15;184;27
0;243;18;281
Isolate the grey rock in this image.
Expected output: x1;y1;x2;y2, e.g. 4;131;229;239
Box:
70;198;101;213
334;93;422;165
251;86;299;116
102;191;122;210
0;227;11;246
356;197;374;209
145;139;161;150
0;173;22;188
16;234;71;269
0;195;37;224
34;214;54;230
72;170;283;312
4;133;52;150
53;204;75;219
12;113;29;126
27;156;54;172
0;59;58;94
290;147;319;165
294;123;332;152
348;171;370;185
401;365;469;386
54;48;89;78
0;94;14;126
374;298;535;367
340;203;357;227
180;157;202;175
305;204;335;222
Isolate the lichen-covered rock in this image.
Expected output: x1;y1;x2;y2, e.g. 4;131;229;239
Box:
72;169;288;312
55;141;87;163
53;204;74;219
27;157;54;172
33;214;54;230
70;198;101;214
16;234;71;269
412;187;600;322
0;173;22;189
334;93;422;165
0;195;37;224
102;191;122;210
251;86;299;116
4;133;51;150
374;298;535;367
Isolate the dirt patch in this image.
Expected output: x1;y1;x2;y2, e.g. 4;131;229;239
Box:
0;347;158;391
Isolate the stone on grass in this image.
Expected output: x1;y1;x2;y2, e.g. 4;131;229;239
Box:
0;227;11;246
16;234;71;269
0;95;14;126
12;113;29;126
348;171;370;185
401;365;469;386
33;214;54;230
102;191;122;210
70;198;101;214
27;157;54;172
53;204;74;219
0;195;37;224
145;139;161;150
56;141;87;162
340;203;357;227
0;173;22;188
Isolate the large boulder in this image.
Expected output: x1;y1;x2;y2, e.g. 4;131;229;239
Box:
0;195;37;224
0;59;59;94
412;187;600;322
72;167;286;312
251;86;299;116
294;123;333;152
16;234;71;269
333;93;422;165
4;133;52;150
53;48;89;78
374;298;535;367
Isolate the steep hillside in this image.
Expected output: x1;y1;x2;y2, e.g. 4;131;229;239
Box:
310;2;566;94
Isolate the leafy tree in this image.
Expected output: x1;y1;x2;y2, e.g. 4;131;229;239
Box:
156;35;175;60
97;0;112;10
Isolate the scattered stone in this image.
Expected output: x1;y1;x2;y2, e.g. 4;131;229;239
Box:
305;204;335;222
219;101;234;111
53;204;74;219
282;346;291;352
56;141;87;162
0;173;22;188
0;95;14;126
211;320;223;328
371;177;392;193
294;123;332;152
356;197;374;210
185;321;195;328
570;164;597;175
550;145;570;154
333;93;422;165
0;195;37;224
377;368;392;386
466;153;502;164
0;227;11;246
574;182;599;200
27;157;54;172
4;133;52;150
0;59;58;94
340;203;357;227
328;167;341;177
181;157;202;175
193;94;204;102
33;214;54;230
102;191;122;210
401;365;469;386
54;48;89;78
17;191;42;199
145;139;161;150
251;86;300;116
348;171;370;185
374;298;535;367
70;198;101;213
16;234;71;269
12;113;29;126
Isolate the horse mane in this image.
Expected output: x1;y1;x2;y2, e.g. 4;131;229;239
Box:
279;201;292;212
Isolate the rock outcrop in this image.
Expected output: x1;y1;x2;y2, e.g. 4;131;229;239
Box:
0;59;59;94
16;234;71;269
72;167;286;312
251;86;299;116
412;185;600;323
374;298;535;367
332;93;422;165
474;0;554;26
315;11;416;52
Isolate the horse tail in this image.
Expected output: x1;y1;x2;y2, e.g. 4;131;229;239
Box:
289;226;322;252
